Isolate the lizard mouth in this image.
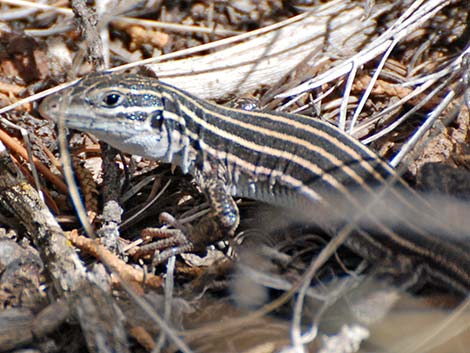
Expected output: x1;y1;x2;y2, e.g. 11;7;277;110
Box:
38;94;81;125
38;94;95;133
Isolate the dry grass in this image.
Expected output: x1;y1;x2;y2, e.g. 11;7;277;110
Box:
0;0;469;352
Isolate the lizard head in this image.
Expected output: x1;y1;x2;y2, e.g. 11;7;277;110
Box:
39;72;187;163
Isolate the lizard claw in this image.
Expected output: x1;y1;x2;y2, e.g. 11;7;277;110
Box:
130;212;226;267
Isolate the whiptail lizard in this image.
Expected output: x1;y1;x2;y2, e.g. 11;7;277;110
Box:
38;72;470;295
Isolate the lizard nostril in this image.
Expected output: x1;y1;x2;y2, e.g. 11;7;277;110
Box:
38;96;61;120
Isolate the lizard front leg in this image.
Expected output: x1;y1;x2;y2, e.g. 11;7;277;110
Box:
132;177;239;265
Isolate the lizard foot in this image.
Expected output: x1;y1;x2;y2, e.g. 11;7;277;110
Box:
130;212;227;266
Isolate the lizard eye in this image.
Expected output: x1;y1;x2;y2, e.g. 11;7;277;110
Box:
101;92;123;107
150;110;164;129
